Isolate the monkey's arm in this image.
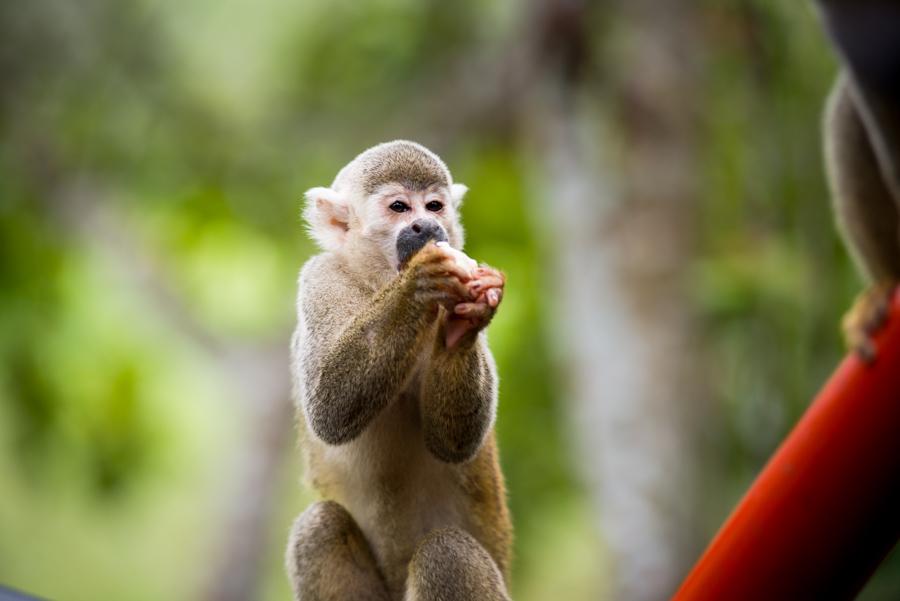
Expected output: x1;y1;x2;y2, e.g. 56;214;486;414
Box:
419;334;498;463
419;265;504;463
298;269;430;445
297;250;471;445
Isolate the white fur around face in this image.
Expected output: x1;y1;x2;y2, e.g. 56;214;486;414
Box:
302;142;468;279
303;186;351;252
450;183;468;209
305;181;468;279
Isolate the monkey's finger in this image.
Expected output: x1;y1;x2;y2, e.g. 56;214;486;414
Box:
421;292;468;314
442;276;476;299
411;245;468;275
470;287;503;306
442;262;475;283
472;275;504;290
419;257;473;283
423;276;474;301
475;264;503;275
453;302;492;319
469;275;505;295
474;266;504;280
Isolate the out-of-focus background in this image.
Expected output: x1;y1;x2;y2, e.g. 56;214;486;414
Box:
1;1;897;600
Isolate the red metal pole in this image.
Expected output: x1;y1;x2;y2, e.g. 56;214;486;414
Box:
673;290;900;601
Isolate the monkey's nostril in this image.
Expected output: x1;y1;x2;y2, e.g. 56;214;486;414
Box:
411;223;422;234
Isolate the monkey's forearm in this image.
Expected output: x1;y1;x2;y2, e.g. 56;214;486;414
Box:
420;339;496;463
305;277;434;445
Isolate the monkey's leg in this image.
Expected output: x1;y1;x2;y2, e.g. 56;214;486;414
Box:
286;501;390;601
825;74;900;360
404;528;510;601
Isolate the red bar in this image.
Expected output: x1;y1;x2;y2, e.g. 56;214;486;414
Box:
674;290;900;601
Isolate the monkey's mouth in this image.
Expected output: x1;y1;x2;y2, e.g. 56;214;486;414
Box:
396;224;448;270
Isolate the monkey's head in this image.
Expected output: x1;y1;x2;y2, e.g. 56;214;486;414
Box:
303;140;468;274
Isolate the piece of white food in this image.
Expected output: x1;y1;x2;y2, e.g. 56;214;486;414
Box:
435;241;478;277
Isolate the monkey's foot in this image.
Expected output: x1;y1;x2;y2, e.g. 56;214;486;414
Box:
842;280;897;362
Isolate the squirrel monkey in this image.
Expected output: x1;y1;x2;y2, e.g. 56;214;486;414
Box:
286;141;512;600
819;0;900;360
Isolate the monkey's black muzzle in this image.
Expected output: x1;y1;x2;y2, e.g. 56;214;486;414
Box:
396;218;448;268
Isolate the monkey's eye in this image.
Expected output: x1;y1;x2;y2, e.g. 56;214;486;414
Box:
425;200;444;212
389;200;410;213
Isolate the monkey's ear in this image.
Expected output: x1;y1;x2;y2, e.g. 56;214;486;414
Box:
303;187;351;251
450;183;468;209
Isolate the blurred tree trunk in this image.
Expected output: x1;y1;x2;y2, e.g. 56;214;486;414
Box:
525;1;709;599
202;346;293;601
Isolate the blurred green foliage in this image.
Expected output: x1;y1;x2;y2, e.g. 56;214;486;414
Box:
1;0;898;599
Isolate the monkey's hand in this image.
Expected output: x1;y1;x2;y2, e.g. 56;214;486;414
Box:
443;266;505;349
843;280;897;362
404;243;475;318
